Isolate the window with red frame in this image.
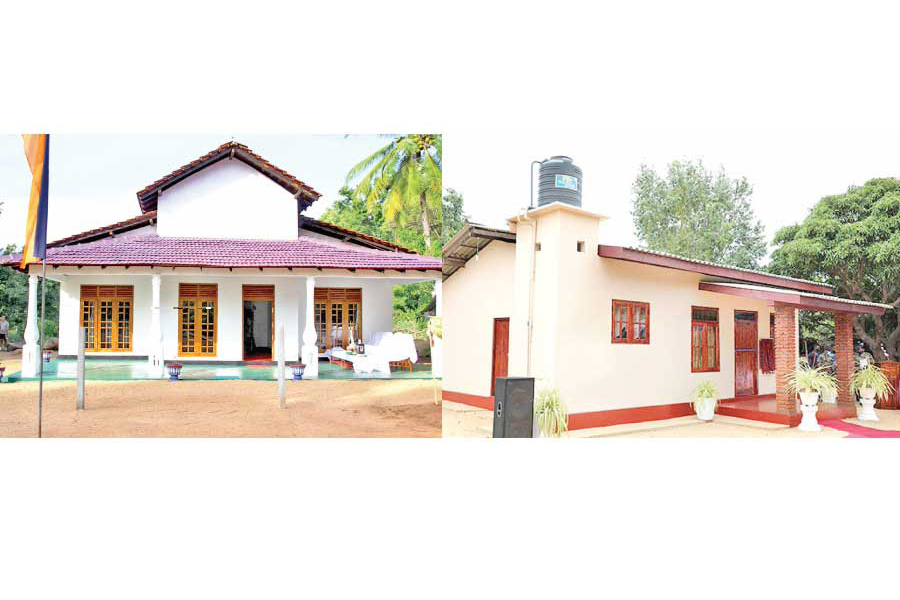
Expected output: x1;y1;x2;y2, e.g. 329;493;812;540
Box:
612;300;650;344
691;306;719;372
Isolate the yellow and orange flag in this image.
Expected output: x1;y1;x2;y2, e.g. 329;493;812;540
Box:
21;134;50;269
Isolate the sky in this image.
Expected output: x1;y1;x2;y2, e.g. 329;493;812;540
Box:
3;131;898;260
0;134;388;248
443;130;900;262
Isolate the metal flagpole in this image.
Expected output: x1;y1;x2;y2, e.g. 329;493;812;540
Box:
38;259;46;438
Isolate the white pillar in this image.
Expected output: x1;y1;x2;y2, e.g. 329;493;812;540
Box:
277;325;286;408
432;279;443;378
301;275;318;378
22;273;39;377
508;218;536;377
149;274;165;378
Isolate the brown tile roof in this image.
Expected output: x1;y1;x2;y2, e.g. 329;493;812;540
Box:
1;234;441;271
135;141;321;213
299;216;417;254
47;211;157;248
598;245;834;295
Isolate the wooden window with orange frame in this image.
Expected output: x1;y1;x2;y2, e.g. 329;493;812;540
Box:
178;284;218;357
691;306;719;372
611;300;650;344
80;285;133;352
314;287;362;350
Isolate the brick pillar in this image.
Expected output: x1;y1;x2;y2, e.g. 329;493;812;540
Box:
834;312;855;406
774;303;798;413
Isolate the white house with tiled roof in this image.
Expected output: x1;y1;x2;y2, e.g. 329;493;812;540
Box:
4;142;441;379
442;176;890;430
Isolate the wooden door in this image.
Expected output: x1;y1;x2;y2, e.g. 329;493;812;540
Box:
491;318;510;396
734;311;758;397
178;284;218;357
242;285;275;360
314;288;363;350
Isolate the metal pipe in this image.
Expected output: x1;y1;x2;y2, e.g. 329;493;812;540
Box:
38;260;46;438
529;160;541;209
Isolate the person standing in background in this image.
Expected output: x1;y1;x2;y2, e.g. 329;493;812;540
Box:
0;315;9;352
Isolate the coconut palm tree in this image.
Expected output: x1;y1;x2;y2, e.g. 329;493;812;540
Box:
345;134;441;252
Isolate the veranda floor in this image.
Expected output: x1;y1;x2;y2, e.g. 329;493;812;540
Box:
1;358;435;382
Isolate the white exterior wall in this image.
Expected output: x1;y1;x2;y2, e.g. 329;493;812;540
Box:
307;277;395;345
443;205;776;414
546;207;775;413
156;159;298;240
443;241;516;397
57;272;400;363
58;274;154;357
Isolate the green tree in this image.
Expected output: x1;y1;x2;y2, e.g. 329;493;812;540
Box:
769;178;900;360
319;187;435;342
442;188;468;245
631;160;767;269
0;246;60;344
345;134;442;254
320;186;386;239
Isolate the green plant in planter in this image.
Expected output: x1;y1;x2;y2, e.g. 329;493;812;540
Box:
693;380;717;403
850;364;894;400
534;387;568;437
427;316;442;343
786;364;838;397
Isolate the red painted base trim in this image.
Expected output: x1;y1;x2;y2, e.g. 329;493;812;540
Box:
717;395;857;427
567;402;694;430
442;390;857;430
441;390;695;430
442;390;495;411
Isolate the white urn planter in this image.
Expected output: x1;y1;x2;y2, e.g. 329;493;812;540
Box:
798;391;821;432
694;397;716;421
857;388;879;422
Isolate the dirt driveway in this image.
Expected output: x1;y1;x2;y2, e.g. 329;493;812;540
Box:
0;378;441;438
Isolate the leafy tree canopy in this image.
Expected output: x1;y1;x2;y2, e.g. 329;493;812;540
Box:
441;188;468;245
769;177;900;360
632;159;767;269
1;247;60;344
345;134;442;252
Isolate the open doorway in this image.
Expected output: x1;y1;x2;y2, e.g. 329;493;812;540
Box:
243;285;274;361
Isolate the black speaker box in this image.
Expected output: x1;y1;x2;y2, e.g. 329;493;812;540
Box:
492;377;535;438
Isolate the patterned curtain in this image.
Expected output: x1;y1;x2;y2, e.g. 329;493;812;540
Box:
759;338;775;374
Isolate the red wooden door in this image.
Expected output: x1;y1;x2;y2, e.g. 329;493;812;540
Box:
734;311;758;397
491;318;510;396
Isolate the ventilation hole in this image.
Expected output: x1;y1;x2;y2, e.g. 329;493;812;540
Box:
576;241;585;252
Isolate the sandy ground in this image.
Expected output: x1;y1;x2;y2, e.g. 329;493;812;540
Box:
0;377;441;438
841;407;900;431
441;400;900;438
0;349;22;378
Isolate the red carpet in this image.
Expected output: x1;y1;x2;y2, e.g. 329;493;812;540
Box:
819;419;900;438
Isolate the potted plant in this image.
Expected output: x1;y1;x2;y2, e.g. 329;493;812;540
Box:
786;364;838;432
428;316;443;376
427;316;442;342
817;351;837;403
850;364;894;422
166;362;183;381
533;387;568;438
289;363;306;380
43;349;52;363
692;381;718;421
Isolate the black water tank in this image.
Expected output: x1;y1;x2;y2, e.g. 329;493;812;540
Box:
537;156;582;207
492;377;535;438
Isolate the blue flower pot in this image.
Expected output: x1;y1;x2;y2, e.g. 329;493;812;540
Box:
290;363;305;380
167;363;183;381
